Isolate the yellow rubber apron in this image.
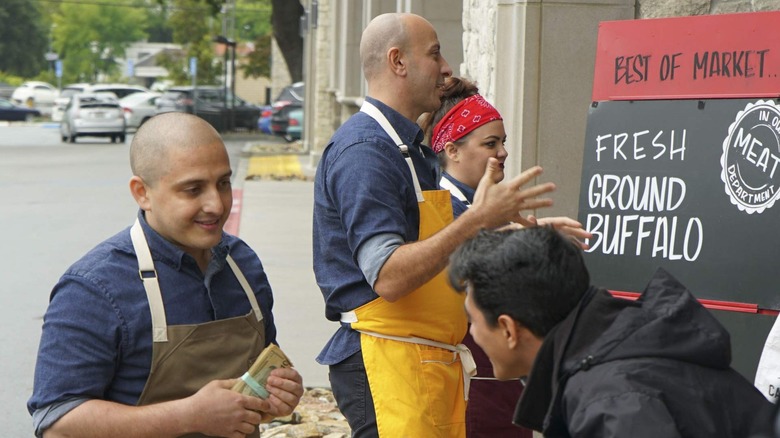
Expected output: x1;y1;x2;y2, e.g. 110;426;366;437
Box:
130;219;266;438
339;102;476;437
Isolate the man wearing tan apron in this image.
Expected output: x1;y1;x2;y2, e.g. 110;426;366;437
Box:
29;113;303;437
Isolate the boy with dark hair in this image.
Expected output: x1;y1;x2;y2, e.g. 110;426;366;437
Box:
450;227;772;437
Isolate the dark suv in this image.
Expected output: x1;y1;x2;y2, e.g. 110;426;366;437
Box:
155;86;260;132
270;82;304;137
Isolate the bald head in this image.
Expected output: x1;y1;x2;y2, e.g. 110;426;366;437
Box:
360;13;426;81
130;112;224;186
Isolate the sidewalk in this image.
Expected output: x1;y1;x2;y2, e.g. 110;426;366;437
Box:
232;140;331;388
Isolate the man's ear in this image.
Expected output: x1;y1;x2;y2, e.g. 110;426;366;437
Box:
444;142;459;162
496;314;532;350
388;47;406;76
129;176;151;211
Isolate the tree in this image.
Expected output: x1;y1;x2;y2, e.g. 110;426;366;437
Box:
161;0;222;85
52;3;147;83
272;0;304;83
0;0;48;77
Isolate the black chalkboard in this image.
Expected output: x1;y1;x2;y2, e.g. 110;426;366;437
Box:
577;98;780;310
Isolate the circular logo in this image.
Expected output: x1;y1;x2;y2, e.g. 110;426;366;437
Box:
720;100;780;214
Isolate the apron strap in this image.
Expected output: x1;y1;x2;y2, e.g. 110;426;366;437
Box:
360;101;425;202
130;219;264;344
131;218;169;342
226;255;263;322
356;328;477;400
439;177;471;206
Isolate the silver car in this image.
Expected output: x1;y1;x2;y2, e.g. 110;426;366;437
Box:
60;93;126;143
119;91;160;130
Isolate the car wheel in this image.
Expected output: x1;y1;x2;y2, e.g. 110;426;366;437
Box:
119;134;126;143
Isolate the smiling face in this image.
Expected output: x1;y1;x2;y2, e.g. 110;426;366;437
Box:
130;117;232;269
446;120;508;188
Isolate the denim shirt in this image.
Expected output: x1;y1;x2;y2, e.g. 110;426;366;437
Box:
441;171;476;219
28;211;277;436
313;97;438;365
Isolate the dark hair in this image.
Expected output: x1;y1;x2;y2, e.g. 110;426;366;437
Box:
449;227;590;338
420;77;480;167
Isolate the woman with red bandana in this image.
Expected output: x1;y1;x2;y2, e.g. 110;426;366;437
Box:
421;77;589;437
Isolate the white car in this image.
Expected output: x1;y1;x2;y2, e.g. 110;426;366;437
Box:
51;83;90;122
52;83;149;122
119;91;160;130
11;81;58;115
60;93;126;143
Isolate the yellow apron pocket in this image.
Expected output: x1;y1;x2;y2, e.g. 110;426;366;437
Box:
418;345;467;433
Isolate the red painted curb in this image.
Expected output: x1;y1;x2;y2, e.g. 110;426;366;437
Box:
224;188;243;236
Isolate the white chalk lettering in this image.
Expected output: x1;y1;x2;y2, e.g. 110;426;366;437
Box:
595;129;687;161
586;213;703;261
588;174;686;212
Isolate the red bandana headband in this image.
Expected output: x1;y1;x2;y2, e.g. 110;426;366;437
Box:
431;94;502;154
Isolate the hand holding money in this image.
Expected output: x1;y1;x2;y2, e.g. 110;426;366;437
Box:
232;344;294;399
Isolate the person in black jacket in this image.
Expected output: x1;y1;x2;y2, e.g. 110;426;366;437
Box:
449;226;773;437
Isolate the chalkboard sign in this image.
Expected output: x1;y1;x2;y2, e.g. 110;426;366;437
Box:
577;98;780;311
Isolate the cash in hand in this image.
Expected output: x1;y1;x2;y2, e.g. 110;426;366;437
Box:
232;344;294;399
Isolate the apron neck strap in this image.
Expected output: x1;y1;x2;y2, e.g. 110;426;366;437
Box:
130;218;263;343
439;176;470;206
360;101;425;202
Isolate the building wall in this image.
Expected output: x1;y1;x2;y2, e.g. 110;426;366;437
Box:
302;0;780;182
460;0;780;220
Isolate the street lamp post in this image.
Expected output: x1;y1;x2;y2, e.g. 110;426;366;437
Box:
213;35;237;132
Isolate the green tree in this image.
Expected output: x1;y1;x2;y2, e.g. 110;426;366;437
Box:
0;0;48;77
52;2;147;83
161;0;222;85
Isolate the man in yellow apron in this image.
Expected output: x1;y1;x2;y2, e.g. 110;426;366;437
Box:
29;113;303;437
313;12;556;437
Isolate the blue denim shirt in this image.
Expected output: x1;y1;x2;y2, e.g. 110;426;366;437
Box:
441;171;475;218
313;97;438;365
28;211;277;436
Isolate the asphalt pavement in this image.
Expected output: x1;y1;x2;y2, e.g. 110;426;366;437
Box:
232;141;332;388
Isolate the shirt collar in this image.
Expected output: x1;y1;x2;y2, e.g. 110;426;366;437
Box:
442;172;476;203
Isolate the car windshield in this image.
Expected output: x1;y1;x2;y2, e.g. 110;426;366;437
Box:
61;88;84;98
275;83;304;104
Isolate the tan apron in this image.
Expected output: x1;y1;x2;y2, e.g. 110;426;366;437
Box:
338;102;476;437
130;219;266;438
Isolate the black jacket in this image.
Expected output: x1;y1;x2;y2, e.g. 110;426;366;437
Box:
514;268;773;437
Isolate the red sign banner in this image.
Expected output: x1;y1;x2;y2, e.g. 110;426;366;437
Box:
592;11;780;101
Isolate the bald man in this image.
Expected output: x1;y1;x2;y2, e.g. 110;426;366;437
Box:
313;13;555;437
29;113;303;438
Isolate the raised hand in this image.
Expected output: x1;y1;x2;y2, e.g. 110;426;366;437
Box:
471;158;556;229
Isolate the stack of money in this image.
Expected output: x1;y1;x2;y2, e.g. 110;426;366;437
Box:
232;344;294;399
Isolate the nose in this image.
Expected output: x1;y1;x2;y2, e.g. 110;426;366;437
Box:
202;187;228;215
498;145;508;159
440;56;453;78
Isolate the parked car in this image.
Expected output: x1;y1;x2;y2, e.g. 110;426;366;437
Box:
11;81;58;115
60;93;126;143
120;91;161;130
53;83;148;122
257;105;273;134
285;108;303;142
155;85;260;132
0;98;41;121
270;82;304;137
0;82;15;99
